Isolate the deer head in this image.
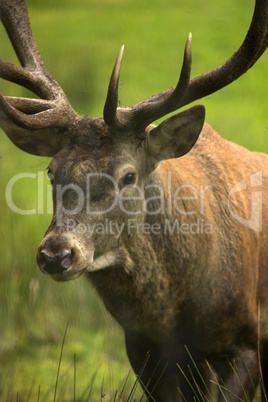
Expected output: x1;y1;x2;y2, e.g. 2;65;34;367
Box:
1;0;267;281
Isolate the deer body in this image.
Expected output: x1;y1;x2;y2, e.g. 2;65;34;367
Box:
89;122;268;338
86;122;268;399
1;0;268;399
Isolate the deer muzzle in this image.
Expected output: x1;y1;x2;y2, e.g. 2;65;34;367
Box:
39;249;74;275
36;234;93;281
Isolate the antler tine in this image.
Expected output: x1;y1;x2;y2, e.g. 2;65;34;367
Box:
0;0;40;70
179;0;268;109
0;0;56;99
130;33;193;130
0;0;79;130
104;34;192;131
0;92;74;129
2;96;54;115
0;58;54;99
104;0;268;131
103;45;125;129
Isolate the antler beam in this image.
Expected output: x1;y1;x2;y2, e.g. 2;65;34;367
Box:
0;0;79;129
104;0;268;131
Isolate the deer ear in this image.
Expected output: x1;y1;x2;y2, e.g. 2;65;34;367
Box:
0;112;70;156
146;105;205;164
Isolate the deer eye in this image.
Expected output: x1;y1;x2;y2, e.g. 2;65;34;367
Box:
122;172;137;187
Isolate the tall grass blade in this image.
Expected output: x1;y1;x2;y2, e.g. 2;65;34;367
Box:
205;360;228;402
148;362;168;397
258;303;268;401
228;359;249;401
184;345;213;401
126;352;150;402
177;386;188;402
177;363;202;402
260;380;268;402
74;354;76;402
79;371;97;402
140;359;161;400
100;375;105;400
112;390;118;402
37;385;41;402
117;370;131;400
187;365;209;402
53;322;69;402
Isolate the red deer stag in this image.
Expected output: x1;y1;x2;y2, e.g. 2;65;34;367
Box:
0;0;268;400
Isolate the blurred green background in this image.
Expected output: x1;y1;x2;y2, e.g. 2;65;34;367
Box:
0;0;267;400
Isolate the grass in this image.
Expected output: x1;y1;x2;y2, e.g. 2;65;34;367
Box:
0;0;267;399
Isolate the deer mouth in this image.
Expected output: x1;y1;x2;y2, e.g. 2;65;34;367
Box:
49;267;88;282
47;250;119;281
46;250;120;280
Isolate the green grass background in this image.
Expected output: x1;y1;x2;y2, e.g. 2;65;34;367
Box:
0;0;267;400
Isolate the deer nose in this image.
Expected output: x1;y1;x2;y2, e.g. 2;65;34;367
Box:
39;249;74;275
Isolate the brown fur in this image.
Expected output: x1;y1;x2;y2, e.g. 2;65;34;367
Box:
36;119;268;400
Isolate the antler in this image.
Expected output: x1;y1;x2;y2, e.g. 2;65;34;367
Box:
104;0;268;131
104;34;192;130
0;0;79;130
1;0;267;149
